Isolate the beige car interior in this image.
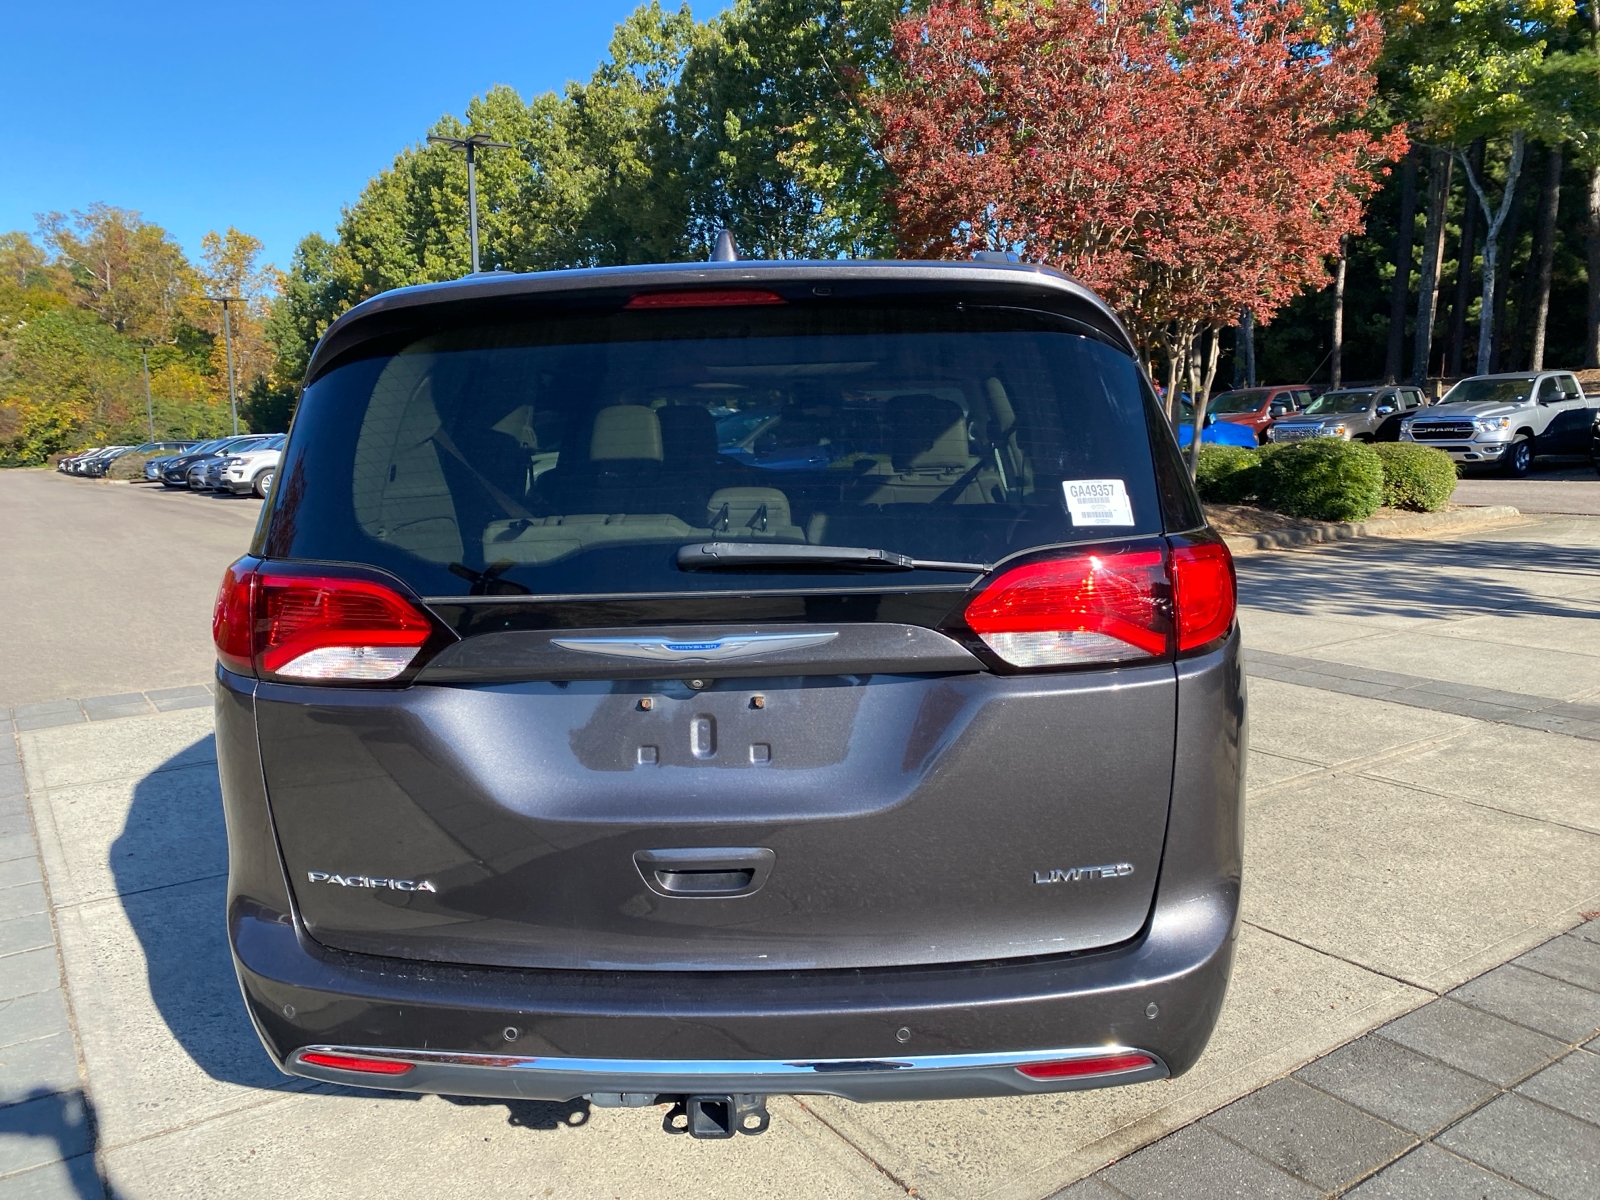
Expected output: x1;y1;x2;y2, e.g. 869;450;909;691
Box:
352;353;1035;568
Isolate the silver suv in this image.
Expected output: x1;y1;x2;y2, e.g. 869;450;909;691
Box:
1264;385;1426;444
1400;371;1596;475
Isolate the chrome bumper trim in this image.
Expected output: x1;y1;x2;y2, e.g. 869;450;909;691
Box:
287;1043;1170;1102
296;1043;1154;1076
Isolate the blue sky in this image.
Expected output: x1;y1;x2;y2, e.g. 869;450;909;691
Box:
0;1;723;272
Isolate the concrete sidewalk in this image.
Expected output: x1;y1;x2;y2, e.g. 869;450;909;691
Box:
3;515;1598;1198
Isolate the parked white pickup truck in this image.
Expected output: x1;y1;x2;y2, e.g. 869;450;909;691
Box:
1400;371;1598;475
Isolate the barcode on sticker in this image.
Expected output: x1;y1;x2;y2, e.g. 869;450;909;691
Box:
1062;479;1135;527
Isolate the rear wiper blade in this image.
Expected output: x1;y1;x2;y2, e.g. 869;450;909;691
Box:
677;542;988;573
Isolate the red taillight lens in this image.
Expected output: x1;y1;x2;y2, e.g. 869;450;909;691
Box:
1016;1052;1154;1079
300;1052;413;1075
963;549;1170;667
256;573;432;679
623;289;786;309
212;561;256;675
1171;542;1236;651
211;562;435;682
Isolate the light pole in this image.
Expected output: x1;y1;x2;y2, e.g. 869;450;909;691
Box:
141;347;155;441
206;295;244;435
426;132;512;274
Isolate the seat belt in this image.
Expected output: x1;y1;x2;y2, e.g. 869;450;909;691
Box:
430;427;536;520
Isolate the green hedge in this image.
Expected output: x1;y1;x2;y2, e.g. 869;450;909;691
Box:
1372;443;1457;512
1256;439;1384;522
1194;445;1260;503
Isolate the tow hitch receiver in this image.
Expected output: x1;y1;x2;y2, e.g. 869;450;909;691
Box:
664;1094;770;1138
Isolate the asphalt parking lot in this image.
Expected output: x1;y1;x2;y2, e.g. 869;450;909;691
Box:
1452;460;1600;516
2;470;1597;1199
0;473;262;708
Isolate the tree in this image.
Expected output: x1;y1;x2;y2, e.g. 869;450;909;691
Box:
876;0;1402;457
264;232;352;393
196;228;281;408
1405;0;1575;372
1;216;269;461
36;205;197;343
671;0;900;258
0;232;59;290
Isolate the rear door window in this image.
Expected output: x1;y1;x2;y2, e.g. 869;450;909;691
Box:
266;303;1166;598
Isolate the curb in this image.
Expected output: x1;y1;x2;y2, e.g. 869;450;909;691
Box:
1223;504;1523;555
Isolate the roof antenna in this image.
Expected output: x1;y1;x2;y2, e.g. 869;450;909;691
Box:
710;229;739;262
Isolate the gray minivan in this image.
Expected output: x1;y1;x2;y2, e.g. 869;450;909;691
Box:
214;258;1245;1138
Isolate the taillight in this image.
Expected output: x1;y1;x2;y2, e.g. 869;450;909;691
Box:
1017;1052;1154;1079
623;289;786;309
256;573;432;679
963;549;1170;667
1171;542;1236;651
212;562;255;675
300;1052;413;1076
212;560;435;682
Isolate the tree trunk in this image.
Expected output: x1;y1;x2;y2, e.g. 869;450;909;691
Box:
1447;138;1485;377
1490;148;1528;372
1241;307;1256;387
1187;326;1223;476
1331;236;1348;388
1526;144;1564;371
1587;160;1600;368
1161;321;1193;426
1385;145;1420;383
1412;147;1452;383
1460;131;1527;377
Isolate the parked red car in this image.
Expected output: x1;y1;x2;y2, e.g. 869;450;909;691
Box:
1208;385;1313;443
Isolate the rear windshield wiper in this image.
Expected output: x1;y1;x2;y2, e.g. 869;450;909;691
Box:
677;542;988;573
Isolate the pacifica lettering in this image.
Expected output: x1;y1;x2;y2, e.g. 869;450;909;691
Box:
307;871;437;892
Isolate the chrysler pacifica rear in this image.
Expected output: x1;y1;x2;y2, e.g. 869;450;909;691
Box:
215;259;1244;1136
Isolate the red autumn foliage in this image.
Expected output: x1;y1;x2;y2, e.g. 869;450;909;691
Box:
876;0;1406;401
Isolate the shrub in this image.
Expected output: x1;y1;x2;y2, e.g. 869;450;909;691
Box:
1194;444;1260;503
1257;438;1383;522
1373;442;1456;512
107;454;148;481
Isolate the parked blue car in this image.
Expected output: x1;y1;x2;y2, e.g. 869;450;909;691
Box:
1174;398;1259;448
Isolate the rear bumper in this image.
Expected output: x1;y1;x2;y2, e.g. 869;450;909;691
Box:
218;631;1245;1104
286;1044;1168;1103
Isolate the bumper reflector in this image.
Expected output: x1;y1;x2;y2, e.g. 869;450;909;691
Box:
300;1052;414;1075
1015;1052;1154;1079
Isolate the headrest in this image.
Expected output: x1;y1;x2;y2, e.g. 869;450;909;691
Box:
657;405;717;466
886;394;971;471
491;404;538;449
589;406;662;462
707;487;793;530
705;487;802;540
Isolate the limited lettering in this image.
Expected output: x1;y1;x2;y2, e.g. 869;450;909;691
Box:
1033;863;1135;885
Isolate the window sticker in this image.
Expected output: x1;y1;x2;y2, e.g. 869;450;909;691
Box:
1062;479;1135;527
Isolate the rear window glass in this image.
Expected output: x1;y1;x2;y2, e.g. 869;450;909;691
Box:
264;303;1164;597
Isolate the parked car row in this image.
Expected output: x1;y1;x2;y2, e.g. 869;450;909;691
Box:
144;434;286;497
56;441;199;477
1197;370;1599;476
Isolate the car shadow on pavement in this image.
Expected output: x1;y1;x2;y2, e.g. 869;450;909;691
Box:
111;737;591;1134
0;1088;108;1199
1237;534;1600;621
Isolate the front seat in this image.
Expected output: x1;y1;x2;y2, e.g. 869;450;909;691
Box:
866;393;987;505
536;405;665;514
